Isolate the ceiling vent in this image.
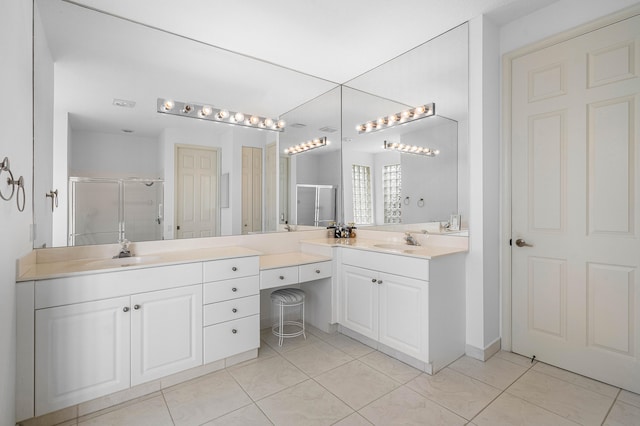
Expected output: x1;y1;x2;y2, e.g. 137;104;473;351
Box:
113;98;136;108
319;126;338;133
290;123;307;128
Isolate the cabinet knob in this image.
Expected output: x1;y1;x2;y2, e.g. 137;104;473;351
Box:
232;266;238;271
232;308;238;313
134;304;141;310
377;280;383;285
279;275;284;280
232;287;238;292
123;306;130;312
371;278;377;283
315;269;321;274
232;329;238;334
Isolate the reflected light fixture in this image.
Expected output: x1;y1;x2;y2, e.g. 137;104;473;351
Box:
157;98;285;132
384;140;440;157
356;102;435;134
284;137;328;155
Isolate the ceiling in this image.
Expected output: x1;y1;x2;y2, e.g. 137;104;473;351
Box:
72;0;560;84
38;0;560;140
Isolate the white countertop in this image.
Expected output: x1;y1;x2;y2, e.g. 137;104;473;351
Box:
17;246;262;281
301;238;468;259
259;252;332;270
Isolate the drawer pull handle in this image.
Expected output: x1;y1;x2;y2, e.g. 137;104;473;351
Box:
123;306;130;312
232;287;238;292
232;329;238;334
232;308;238;313
279;275;284;280
232;266;238;271
371;278;377;283
133;304;141;310
315;269;321;274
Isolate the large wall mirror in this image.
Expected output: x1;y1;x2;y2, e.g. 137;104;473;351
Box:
33;0;337;248
342;23;469;232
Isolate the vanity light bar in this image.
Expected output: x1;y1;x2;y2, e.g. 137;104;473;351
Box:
156;98;285;132
356;102;435;134
284;137;328;155
384;140;440;157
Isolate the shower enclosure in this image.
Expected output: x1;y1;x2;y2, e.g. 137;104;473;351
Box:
68;177;164;246
296;184;337;227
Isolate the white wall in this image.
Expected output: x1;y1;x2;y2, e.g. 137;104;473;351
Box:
33;4;55;249
69;130;161;178
0;0;32;424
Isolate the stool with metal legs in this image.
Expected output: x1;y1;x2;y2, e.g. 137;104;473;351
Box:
270;288;306;347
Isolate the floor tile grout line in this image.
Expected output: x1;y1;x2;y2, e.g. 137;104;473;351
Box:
528;364;621;399
599;388;622;426
159;390;177;426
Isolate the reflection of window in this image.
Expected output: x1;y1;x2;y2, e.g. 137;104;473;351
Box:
352;164;373;225
383;164;402;223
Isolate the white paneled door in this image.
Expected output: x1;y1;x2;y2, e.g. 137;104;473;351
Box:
176;146;219;239
511;14;640;392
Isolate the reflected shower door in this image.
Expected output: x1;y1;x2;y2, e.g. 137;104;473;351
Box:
123;181;163;243
296;184;337;227
69;180;120;246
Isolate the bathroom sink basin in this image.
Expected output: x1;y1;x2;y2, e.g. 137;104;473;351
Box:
87;256;159;268
373;243;414;252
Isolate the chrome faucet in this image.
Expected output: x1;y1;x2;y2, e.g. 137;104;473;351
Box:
404;232;420;246
114;239;133;258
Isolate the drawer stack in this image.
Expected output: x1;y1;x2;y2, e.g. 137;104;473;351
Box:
203;256;260;363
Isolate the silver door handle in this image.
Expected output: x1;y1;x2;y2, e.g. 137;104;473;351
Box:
515;238;533;247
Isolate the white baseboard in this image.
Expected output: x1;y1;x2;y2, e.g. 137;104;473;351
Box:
466;337;501;361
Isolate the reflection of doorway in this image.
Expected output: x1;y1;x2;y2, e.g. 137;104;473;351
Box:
242;146;262;234
265;142;277;232
175;145;219;239
279;155;290;225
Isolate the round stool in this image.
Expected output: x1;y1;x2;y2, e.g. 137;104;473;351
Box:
270;288;306;346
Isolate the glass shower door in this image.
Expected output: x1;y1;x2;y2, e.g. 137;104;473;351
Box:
69;179;120;246
123;181;163;242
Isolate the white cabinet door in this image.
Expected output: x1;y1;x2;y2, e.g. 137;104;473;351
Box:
35;296;131;415
130;285;202;385
340;265;378;340
378;273;427;360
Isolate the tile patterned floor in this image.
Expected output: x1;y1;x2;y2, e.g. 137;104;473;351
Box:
46;326;640;426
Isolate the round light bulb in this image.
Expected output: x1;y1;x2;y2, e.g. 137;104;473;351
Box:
356;124;365;132
250;116;260;125
182;104;193;113
264;118;274;128
377;117;386;126
401;110;412;118
284;148;289;154
234;112;245;122
163;100;175;111
433;149;440;155
276;119;286;129
217;110;229;119
388;114;397;124
201;106;213;116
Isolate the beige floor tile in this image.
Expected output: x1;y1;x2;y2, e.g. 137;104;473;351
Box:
315;360;399;410
359;386;466;426
492;351;537;368
257;342;278;359
406;368;501;420
322;333;375;358
227;355;308;400
448;355;528;389
163;369;252;426
603;401;640;426
202;403;272;426
257;379;353;426
77;394;172;426
359;351;421;384
261;328;320;353
56;421;77;426
507;370;615;425
618;390;640;409
281;340;353;377
22;405;78;426
304;324;336;341
473;393;577;426
78;380;160;416
77;392;162;423
333;412;373;425
532;362;619;398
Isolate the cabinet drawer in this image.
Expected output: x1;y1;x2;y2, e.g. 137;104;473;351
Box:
341;248;429;281
299;261;331;283
204;295;259;326
204;314;259;363
260;266;299;290
203;276;259;304
203;256;259;282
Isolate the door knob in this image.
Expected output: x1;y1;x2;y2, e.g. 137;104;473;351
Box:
515;238;533;247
